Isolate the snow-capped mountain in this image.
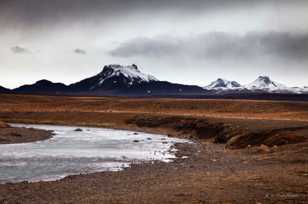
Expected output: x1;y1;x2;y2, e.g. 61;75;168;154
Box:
203;76;308;94
204;78;243;90
91;64;158;90
68;64;204;95
69;64;158;92
245;76;288;92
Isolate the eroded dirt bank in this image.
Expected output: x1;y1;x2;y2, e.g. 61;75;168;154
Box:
0;121;52;144
0;95;308;203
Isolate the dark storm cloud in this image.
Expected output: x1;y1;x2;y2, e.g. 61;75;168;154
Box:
11;46;30;54
0;0;306;30
109;32;308;62
74;49;87;55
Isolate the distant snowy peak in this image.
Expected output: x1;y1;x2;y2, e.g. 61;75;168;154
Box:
290;86;308;94
204;78;242;90
203;76;308;94
245;76;288;92
96;64;158;86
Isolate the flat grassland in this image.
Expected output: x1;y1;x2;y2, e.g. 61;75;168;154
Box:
0;94;308;203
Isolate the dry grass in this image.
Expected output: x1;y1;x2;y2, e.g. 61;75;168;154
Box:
1;94;308;121
1;94;308;148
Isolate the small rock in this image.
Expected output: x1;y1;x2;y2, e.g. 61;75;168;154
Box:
147;137;152;140
133;132;138;135
259;144;271;153
133;140;140;143
12;132;22;137
74;128;83;132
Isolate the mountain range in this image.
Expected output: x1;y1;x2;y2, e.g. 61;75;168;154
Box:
1;64;308;96
203;76;308;94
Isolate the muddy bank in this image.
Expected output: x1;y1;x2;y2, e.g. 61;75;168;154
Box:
1;112;308;149
128;115;308;149
0;121;9;128
0;123;53;144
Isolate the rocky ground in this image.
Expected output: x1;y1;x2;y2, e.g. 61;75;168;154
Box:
0;94;307;203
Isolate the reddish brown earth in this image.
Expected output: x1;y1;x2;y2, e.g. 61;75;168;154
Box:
0;94;307;203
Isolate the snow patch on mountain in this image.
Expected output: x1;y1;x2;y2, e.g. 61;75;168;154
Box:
100;64;157;83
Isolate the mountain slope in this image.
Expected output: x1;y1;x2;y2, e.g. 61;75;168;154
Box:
69;64;204;95
14;80;68;94
0;86;11;93
245;76;288;92
69;64;158;92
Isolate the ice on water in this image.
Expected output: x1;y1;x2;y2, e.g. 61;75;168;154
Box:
0;124;189;183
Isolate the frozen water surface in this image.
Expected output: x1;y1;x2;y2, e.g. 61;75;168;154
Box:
0;124;190;184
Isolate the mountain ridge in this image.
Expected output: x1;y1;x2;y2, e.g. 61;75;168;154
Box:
3;65;308;96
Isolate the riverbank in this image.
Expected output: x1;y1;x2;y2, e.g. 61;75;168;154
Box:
0;94;308;203
0;122;53;144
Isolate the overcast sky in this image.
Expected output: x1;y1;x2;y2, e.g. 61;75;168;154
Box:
1;0;308;88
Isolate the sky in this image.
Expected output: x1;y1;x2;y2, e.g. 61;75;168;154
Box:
0;0;308;89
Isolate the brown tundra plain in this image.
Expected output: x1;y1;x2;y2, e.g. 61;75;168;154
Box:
0;94;308;203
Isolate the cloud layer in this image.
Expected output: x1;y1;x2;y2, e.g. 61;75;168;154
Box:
1;0;307;31
1;0;308;88
110;32;308;62
74;49;87;55
11;46;30;54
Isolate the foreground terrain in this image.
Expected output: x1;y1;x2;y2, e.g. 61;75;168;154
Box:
0;94;307;203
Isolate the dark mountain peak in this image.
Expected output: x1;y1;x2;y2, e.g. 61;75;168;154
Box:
14;79;68;94
34;79;54;86
256;76;272;84
216;78;225;83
